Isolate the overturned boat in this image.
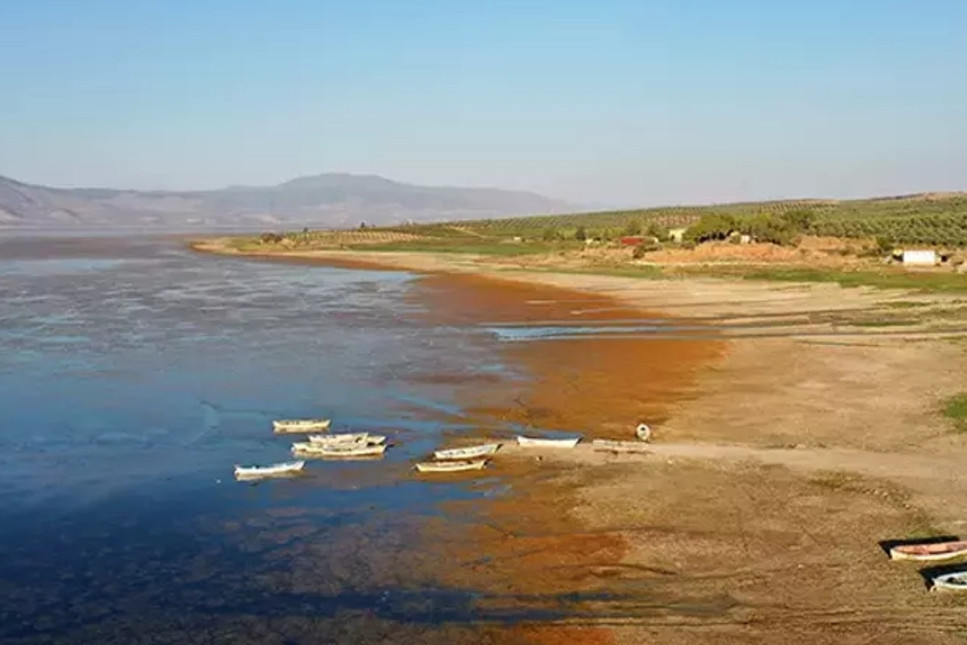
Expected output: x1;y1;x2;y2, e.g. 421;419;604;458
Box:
416;459;488;473
433;443;500;460
273;418;332;433
234;460;305;481
516;435;581;448
592;439;650;454
890;540;967;562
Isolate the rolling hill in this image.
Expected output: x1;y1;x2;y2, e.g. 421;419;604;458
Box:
0;173;573;230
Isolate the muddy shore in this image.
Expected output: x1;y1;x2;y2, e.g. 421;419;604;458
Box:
193;240;967;643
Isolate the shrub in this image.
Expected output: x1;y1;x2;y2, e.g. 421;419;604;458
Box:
645;221;669;241
542;227;559;241
260;232;283;244
574;226;588;241
632;240;661;259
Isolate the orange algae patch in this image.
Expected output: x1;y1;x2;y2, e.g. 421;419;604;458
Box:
414;272;726;437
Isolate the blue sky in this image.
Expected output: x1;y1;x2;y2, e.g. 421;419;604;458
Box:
1;0;965;206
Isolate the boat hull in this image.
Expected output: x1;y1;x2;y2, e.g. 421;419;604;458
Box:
890;541;967;561
234;461;305;481
292;443;386;459
516;436;580;448
932;572;967;591
416;459;488;473
273;419;332;434
433;443;500;460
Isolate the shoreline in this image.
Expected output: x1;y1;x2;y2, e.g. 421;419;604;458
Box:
192;238;967;643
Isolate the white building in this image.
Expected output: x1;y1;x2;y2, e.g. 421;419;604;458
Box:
901;249;937;266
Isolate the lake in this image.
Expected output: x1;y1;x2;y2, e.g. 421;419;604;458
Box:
0;236;522;644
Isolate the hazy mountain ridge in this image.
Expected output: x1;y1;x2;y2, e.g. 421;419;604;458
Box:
0;173;573;229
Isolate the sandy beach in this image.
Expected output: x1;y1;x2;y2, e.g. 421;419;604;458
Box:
192;240;967;643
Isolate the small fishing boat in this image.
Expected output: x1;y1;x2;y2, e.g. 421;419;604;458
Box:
636;423;652;442
434;443;501;460
292;443;386;458
890;540;967;562
516;435;581;448
931;571;967;591
307;432;383;445
234;461;305;481
273;418;332;433
416;459;488;473
592;439;650;454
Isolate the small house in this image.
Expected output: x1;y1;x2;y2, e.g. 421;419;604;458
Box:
668;228;686;243
901;249;937;266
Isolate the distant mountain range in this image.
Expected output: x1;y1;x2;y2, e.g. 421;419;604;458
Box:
0;173;574;230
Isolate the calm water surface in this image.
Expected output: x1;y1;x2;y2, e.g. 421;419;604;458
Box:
0;236;514;643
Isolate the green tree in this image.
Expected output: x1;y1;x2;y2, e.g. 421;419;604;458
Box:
623;220;642;236
575;226;588;241
684;214;735;243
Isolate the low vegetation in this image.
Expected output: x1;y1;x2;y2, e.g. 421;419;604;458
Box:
231;192;967;293
944;393;967;433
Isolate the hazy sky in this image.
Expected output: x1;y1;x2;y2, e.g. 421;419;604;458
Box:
1;0;965;207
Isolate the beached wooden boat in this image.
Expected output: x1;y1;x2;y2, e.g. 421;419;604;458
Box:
516;435;581;448
932;571;967;591
307;432;385;446
234;461;305;481
416;459;488;473
635;423;652;442
433;443;501;460
890;540;967;562
592;439;650;454
292;442;386;458
273;418;332;433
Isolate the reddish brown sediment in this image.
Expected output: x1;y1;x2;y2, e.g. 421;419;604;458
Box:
413;272;725;437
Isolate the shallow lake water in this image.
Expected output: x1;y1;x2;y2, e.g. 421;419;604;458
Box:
0;236;517;643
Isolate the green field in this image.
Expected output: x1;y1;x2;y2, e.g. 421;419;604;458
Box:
379;193;967;247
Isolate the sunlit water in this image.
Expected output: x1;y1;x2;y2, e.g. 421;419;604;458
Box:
0;237;512;643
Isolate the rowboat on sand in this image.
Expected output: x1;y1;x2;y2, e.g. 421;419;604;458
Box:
292;442;386;458
433;443;501;460
931;571;967;591
234;461;305;481
516;435;581;448
273;418;332;433
307;432;384;446
592;439;650;454
635;423;652;442
416;459;488;473
890;540;967;562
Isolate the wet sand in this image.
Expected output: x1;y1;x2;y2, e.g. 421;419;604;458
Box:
191;242;967;643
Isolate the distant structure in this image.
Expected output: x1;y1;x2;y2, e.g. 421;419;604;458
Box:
901;249;937;266
668;228;687;243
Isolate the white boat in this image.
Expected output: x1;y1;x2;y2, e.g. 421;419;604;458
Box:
516;435;581;448
234;461;305;481
890;540;967;562
416;459;488;473
932;571;967;591
273;418;332;433
292;442;386;458
433;443;501;460
592;439;650;454
636;423;652;442
307;432;384;445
